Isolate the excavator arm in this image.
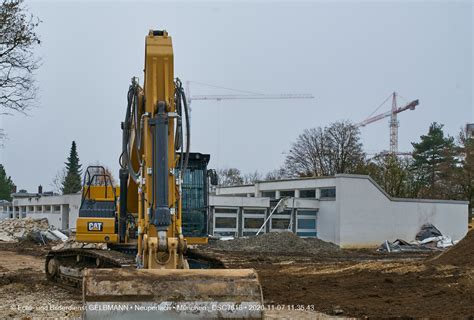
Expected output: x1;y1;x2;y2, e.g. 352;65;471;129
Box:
81;30;264;319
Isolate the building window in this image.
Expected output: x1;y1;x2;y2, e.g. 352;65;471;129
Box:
320;187;336;199
36;206;42;212
271;218;290;229
279;190;295;198
242;208;266;234
261;191;276;199
215;208;238;214
297;219;316;229
215;217;237;229
213;207;238;237
299;190;316;198
243;209;265;215
296;231;317;237
296;209;318;238
214;231;236;237
244;218;264;229
297;210;317;216
53;205;61;212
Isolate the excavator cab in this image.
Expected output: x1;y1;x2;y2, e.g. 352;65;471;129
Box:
76;166;119;243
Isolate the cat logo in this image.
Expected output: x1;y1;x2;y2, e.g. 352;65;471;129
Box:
87;222;103;232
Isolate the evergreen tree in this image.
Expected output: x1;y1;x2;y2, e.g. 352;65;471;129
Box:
411;123;457;199
62;141;82;194
0;164;15;201
452;127;474;216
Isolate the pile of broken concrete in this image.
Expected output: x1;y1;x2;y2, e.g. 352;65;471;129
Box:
378;223;457;253
0;217;67;243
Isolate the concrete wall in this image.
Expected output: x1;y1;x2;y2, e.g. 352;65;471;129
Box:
216;177;337;197
210;195;269;208
318;200;338;244
336;175;468;248
11;194;81;230
214;175;469;247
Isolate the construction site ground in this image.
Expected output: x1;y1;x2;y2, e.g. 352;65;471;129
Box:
1;233;473;319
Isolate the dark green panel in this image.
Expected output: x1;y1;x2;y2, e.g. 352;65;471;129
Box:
181;153;210;237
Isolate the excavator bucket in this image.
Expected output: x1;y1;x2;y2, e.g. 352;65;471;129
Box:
82;268;264;319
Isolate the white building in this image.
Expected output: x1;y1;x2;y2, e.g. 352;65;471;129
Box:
211;174;468;248
1;174;468;248
0;190;81;230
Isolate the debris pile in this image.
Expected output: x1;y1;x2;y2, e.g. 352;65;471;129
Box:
378;224;456;253
209;231;340;254
51;237;107;251
0;218;68;244
0;218;49;242
431;230;474;267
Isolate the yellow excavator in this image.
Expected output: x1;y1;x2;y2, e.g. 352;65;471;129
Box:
45;30;263;319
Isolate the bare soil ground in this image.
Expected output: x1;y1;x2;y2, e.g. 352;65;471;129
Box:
192;232;474;319
0;242;82;320
1;233;473;319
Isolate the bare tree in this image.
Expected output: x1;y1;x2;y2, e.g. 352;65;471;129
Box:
243;171;262;184
216;168;244;187
264;168;289;181
1;0;41;114
50;168;66;194
284;120;365;177
86;163;117;186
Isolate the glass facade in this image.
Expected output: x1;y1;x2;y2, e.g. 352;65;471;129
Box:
300;189;316;198
280;190;295;198
181;153;210;237
261;191;276;199
320;187;336;199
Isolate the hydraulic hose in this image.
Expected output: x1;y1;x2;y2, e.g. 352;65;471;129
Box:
120;78;142;183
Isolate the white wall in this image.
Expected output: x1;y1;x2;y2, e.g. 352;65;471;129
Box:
14;194;81;230
317;200;338;244
336;175;468;248
210;195;269;208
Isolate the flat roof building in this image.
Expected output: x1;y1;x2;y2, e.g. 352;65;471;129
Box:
1;174;468;248
211;174;468;248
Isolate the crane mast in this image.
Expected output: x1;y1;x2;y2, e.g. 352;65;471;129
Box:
357;92;419;154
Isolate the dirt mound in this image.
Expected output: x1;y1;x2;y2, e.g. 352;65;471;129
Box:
431;230;474;266
209;232;339;255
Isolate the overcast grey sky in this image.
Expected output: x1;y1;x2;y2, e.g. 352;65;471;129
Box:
0;0;472;192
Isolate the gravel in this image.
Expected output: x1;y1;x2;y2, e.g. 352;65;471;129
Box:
209;232;340;254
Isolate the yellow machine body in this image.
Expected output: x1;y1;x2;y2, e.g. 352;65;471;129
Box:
76;218;118;243
79;31;263;319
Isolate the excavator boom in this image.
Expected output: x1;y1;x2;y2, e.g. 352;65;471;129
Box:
79;30;264;319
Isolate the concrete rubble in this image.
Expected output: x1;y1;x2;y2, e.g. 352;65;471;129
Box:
51;237;107;250
378;224;457;253
0;218;67;243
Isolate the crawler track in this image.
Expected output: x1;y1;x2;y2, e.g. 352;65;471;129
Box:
45;248;135;290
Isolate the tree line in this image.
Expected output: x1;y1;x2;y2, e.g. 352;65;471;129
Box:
217;121;474;211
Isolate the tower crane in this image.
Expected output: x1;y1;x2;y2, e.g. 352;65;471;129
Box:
185;80;314;111
356;92;419;154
